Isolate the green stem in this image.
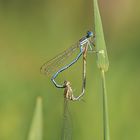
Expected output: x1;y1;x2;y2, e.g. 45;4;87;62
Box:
101;70;110;140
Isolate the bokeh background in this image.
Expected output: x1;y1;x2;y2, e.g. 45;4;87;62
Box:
0;0;140;140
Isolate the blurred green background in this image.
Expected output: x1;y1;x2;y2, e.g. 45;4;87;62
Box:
0;0;140;140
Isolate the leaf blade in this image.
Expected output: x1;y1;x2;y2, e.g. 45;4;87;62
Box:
27;97;43;140
94;0;109;72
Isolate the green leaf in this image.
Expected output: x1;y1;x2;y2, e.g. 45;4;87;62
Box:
94;0;109;72
93;1;110;140
27;97;43;140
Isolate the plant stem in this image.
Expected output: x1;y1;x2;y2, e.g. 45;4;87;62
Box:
101;70;110;140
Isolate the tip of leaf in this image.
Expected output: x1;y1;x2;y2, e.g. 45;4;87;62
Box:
27;96;43;140
94;0;109;72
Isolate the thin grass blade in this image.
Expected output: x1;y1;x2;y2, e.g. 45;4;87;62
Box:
27;97;43;140
93;1;110;140
94;0;109;72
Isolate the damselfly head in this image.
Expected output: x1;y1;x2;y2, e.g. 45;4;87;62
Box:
86;31;93;38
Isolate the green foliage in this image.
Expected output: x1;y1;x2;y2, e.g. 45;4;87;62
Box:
0;1;140;140
94;1;110;140
94;0;109;72
27;97;43;140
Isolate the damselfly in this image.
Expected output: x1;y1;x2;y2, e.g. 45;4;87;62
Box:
41;31;95;100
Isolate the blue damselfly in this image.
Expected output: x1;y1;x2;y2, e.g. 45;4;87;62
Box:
41;31;95;100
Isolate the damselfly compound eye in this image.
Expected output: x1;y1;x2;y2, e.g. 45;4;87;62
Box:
86;31;93;38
